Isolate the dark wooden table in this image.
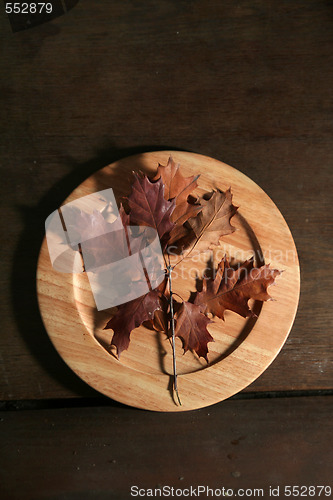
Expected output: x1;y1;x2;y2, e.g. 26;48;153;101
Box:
1;1;332;498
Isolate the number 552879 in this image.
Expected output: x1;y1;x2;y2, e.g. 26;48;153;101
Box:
5;3;53;14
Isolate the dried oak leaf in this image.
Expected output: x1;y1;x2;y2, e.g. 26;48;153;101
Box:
195;256;281;320
151;277;170;333
167;200;202;246
127;173;175;248
153;157;201;244
153;156;200;206
189;188;238;246
174;301;214;361
104;290;162;357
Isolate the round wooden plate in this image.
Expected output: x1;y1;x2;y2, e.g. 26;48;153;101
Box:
37;151;300;411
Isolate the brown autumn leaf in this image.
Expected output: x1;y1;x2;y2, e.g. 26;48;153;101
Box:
153;157;202;245
171;200;202;229
104;290;162;357
188;188;238;247
153;156;200;206
174;301;214;361
195;256;281;320
127;173;175;248
167;201;202;247
151;277;170;333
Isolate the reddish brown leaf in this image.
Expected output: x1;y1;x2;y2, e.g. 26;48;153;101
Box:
174;301;214;361
171;200;201;226
152;309;169;333
168;202;202;246
153;156;199;205
189;188;238;246
151;277;169;332
104;290;162;357
153;157;202;245
195;256;281;320
127;173;175;246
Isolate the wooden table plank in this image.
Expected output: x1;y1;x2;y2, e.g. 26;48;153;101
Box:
1;396;332;499
1;1;332;400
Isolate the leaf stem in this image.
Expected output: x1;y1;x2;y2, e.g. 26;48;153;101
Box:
166;262;181;406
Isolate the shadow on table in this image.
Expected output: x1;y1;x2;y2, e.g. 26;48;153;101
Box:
11;143;184;402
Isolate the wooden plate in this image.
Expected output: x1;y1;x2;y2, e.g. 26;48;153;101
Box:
37;151;300;411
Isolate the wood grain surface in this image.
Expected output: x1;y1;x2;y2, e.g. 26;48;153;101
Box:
1;1;333;497
0;1;332;403
1;396;332;499
37;151;300;411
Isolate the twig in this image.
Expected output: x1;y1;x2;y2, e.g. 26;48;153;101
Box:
166;259;181;406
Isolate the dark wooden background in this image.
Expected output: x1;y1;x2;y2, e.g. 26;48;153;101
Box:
1;1;332;498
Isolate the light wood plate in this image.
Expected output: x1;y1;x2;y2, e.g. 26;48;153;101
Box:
37;151;300;411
